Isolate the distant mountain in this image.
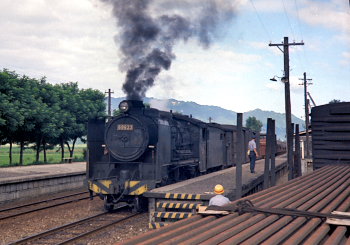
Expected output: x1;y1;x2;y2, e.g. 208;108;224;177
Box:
109;97;305;140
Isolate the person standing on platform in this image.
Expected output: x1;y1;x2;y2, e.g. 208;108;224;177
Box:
209;184;230;206
248;135;259;173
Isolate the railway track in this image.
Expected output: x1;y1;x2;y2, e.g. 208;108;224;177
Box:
10;205;141;245
0;191;92;221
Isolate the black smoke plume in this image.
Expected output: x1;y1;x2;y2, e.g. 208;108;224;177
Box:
104;0;236;100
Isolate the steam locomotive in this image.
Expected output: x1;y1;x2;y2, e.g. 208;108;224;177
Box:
87;100;258;211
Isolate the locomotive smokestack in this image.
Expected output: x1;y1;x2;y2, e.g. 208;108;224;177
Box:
103;0;236;100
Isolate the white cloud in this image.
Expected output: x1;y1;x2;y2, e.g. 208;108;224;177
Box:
289;76;303;93
0;0;348;119
0;0;125;95
244;0;350;42
342;52;350;59
340;51;350;66
298;0;350;33
265;81;283;91
147;42;262;98
249;41;268;50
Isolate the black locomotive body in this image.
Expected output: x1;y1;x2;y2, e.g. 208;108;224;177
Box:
87;100;256;210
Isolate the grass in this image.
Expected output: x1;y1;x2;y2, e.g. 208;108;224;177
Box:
0;145;86;167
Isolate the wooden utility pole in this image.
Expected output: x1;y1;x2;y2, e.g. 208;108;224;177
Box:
294;124;302;178
236;113;243;200
270;119;276;186
105;89;114;117
299;72;312;159
269;37;304;180
264;118;272;189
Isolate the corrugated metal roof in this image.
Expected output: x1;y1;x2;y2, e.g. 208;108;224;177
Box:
118;165;350;244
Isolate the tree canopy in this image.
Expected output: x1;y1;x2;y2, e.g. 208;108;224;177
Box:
0;69;106;164
245;116;263;133
329;99;343;104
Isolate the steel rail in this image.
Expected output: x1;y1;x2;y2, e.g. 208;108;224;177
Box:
0;191;88;213
232;165;331;206
167;166;342;245
119;165;338;245
0;194;93;221
9;212;108;245
161;166;338;245
241;171;350;245
219;167;350;245
57;212;141;245
304;195;350;244
184;166;346;245
9;204;129;245
281;184;350;244
119;215;203;245
121;165;350;245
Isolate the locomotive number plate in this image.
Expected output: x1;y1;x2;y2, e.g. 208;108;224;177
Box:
117;124;134;131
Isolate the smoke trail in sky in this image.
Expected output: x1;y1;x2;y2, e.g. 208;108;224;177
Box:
104;0;236;100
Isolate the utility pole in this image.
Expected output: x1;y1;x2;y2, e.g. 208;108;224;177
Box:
105;89;114;117
269;37;304;180
299;72;312;159
236;113;243;200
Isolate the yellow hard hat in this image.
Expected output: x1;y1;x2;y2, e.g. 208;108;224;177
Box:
214;184;224;194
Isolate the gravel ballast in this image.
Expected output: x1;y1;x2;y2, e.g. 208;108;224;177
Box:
0;190;149;245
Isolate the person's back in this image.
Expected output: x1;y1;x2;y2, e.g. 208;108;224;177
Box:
209;184;230;206
209;194;230;206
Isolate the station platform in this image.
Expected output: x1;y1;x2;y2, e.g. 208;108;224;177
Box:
146;154;288;201
145;155;288;228
0;162;86;203
0;162;86;183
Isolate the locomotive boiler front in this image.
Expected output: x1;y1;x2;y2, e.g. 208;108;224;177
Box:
104;100;158;162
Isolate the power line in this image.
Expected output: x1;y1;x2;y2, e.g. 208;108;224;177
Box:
282;0;296;40
249;0;272;41
293;0;308;71
293;0;304;41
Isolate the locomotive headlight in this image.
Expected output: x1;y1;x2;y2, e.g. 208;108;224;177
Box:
119;101;129;112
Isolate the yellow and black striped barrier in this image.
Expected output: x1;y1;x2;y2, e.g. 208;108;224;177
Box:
153;211;194;219
164;193;202;200
156;202;202;210
147;192;212;229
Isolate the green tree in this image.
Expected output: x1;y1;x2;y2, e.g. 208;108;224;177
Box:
56;83;106;160
0;69;25;164
245;116;263;132
329;99;342;104
13;75;45;165
32;80;63;163
0;69;106;165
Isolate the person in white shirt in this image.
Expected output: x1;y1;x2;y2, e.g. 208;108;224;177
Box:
209;184;230;206
247;135;259;173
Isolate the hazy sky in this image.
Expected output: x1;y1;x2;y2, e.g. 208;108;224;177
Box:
1;0;349;119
